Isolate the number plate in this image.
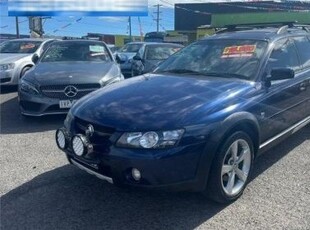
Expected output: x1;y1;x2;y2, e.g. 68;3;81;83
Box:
59;100;77;108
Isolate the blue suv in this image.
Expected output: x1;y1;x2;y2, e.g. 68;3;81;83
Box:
56;23;310;203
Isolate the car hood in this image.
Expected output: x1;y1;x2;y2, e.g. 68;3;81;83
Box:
27;61;118;85
72;74;257;131
0;53;31;64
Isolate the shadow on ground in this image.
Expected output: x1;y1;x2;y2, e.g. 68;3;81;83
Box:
1;126;309;230
0;94;65;134
0;85;18;94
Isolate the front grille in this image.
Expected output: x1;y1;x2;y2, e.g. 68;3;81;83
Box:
74;117;115;145
0;78;11;83
40;84;101;99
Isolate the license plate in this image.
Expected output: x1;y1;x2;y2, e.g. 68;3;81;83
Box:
59;100;77;108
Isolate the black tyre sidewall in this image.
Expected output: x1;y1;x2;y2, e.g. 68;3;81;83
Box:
205;131;254;203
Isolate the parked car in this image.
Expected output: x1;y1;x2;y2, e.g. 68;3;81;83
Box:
116;42;145;77
106;44;120;55
56;24;310;203
0;38;55;85
18;40;124;116
131;43;183;77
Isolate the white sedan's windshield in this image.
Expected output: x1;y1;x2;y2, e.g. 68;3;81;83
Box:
156;39;268;80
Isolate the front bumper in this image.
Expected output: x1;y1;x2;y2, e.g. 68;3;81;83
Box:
59;128;208;191
19;91;71;116
0;69;17;85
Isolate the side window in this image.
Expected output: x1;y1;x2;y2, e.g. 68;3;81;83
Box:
266;38;300;73
293;36;310;69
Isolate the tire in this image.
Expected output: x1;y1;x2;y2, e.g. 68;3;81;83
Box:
20;66;32;78
204;131;254;203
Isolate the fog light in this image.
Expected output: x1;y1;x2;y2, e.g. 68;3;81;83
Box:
132;168;141;181
71;134;93;156
56;128;67;149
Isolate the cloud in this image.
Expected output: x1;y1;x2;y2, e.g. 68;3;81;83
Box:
98;16;128;22
148;0;257;8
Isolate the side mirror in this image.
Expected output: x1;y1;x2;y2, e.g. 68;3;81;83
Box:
133;55;142;61
32;54;39;64
270;68;295;81
115;54;127;64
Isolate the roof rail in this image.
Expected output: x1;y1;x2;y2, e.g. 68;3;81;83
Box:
215;21;298;34
291;23;310;33
276;25;288;34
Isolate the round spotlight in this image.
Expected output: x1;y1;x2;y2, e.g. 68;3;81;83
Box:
56;129;67;150
131;168;141;181
72;135;87;156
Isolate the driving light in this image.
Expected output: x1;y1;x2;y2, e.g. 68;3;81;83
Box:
0;63;15;71
72;135;92;156
117;129;184;149
131;168;141;181
56;128;67;150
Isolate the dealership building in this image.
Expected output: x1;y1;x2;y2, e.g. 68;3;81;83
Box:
173;1;310;42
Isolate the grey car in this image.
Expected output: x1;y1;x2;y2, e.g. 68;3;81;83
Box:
116;42;145;77
0;38;55;85
131;43;183;77
18;40;124;116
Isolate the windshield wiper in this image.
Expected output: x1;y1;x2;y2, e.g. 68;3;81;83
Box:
157;69;206;75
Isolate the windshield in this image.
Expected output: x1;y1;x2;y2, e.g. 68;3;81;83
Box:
145;45;182;60
155;39;268;80
119;43;143;53
0;40;42;54
41;42;112;62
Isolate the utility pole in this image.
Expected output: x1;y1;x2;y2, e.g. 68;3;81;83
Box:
15;17;20;38
129;16;132;42
153;4;162;32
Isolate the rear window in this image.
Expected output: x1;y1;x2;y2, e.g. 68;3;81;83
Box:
145;45;182;60
119;43;143;53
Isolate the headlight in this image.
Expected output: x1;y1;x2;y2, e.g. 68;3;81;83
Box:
0;63;15;71
20;80;40;95
103;75;124;86
116;129;184;149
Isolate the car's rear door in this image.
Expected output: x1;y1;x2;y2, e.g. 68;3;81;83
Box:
292;36;310;116
259;37;309;142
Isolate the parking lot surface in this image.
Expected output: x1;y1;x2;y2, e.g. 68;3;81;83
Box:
1;88;309;230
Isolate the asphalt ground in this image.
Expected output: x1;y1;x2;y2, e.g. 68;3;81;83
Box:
1;86;309;230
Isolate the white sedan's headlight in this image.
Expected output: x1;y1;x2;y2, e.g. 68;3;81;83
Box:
117;129;184;149
0;63;15;71
20;80;40;95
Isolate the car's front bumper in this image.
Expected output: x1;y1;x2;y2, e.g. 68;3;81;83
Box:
19;91;71;116
0;69;18;85
59;128;209;191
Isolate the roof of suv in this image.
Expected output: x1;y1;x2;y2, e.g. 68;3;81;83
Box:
203;27;309;41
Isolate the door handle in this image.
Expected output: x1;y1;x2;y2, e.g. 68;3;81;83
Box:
300;82;307;91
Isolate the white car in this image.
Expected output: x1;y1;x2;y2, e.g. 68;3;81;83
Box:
0;38;55;86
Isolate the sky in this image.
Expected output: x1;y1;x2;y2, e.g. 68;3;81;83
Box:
0;0;201;37
2;0;307;37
